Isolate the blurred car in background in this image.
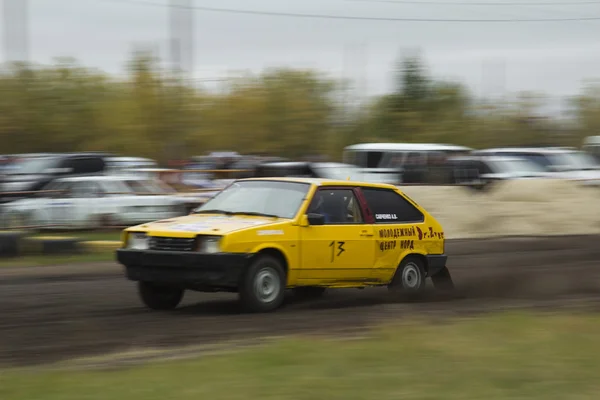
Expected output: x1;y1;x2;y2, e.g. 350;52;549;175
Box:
253;161;367;181
473;147;600;186
180;153;287;189
583;136;600;163
0;152;111;202
226;156;286;179
180;156;227;189
92;172;217;214
253;161;318;178
343;143;472;185
448;155;551;188
1;175;187;229
104;157;158;176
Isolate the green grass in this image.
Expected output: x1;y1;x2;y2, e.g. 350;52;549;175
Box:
0;251;115;267
3;312;600;399
0;230;121;267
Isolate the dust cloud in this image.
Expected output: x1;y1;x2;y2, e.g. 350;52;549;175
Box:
402;179;600;239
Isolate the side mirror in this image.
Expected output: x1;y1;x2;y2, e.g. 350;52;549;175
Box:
306;213;325;226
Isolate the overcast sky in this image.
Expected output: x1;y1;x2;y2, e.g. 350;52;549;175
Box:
3;0;600;105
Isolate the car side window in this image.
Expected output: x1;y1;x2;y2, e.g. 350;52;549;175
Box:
87;182;101;197
55;182;73;198
361;188;424;224
43;181;68;197
307;189;364;224
70;182;96;198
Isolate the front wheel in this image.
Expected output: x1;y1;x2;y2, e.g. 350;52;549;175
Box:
138;281;184;310
388;257;426;294
239;255;286;313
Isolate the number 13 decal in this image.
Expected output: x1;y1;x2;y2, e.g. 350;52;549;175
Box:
329;241;346;262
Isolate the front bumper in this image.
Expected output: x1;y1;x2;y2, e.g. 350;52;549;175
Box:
425;254;448;277
116;249;252;290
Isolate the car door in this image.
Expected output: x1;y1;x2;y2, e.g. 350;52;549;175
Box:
359;187;427;283
69;181;103;227
299;187;376;284
47;181;74;227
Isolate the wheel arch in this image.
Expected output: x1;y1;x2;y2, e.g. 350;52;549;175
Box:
397;252;429;275
249;245;289;278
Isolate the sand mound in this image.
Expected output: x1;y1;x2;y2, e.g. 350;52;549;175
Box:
400;179;600;239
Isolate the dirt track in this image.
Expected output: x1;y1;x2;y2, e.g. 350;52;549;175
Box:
1;235;600;367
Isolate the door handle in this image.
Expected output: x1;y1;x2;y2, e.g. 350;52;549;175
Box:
360;231;373;237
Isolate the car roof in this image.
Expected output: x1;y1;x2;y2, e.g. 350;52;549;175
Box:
311;162;357;168
344;143;472;152
451;155;536;162
234;177;398;189
257;161;310;167
105;157;156;162
476;147;577;154
55;175;152;182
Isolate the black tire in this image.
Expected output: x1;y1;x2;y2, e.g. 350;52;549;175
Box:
293;286;326;300
388;256;426;294
138;281;184;310
239;255;286;313
431;266;454;291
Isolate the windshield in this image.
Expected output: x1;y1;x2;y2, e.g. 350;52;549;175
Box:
101;180;134;195
194;180;310;219
8;157;57;175
492;159;547;175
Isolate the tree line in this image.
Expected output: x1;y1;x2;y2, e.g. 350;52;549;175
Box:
0;51;598;164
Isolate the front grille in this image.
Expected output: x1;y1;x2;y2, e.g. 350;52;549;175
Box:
149;237;196;252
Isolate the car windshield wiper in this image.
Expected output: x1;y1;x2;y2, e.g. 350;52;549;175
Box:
230;211;280;218
193;209;234;215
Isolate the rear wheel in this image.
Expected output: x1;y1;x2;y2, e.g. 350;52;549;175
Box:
388;257;426;294
239;255;286;313
138;281;184;310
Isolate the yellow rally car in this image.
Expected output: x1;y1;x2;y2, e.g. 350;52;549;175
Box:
116;178;453;312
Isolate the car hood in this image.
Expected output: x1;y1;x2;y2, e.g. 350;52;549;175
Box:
134;213;280;236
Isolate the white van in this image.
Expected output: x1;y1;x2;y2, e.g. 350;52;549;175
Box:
474;147;600;186
342;143;472;184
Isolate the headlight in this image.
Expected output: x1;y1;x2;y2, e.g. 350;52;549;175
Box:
197;236;221;254
127;232;149;250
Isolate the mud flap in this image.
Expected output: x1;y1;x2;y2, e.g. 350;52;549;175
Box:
431;266;454;291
